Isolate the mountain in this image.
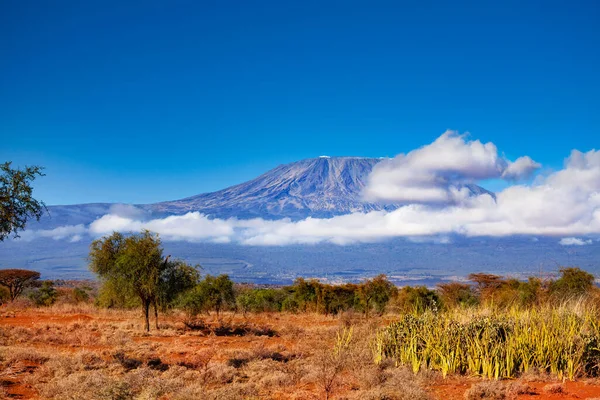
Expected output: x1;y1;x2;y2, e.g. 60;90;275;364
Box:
150;157;393;220
34;156;495;229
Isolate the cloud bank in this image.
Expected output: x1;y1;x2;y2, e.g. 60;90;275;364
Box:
20;132;600;246
363;131;540;204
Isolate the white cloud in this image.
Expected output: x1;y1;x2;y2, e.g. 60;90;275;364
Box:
502;156;542;180
363;131;540;204
559;237;593;246
89;212;235;242
18;224;86;242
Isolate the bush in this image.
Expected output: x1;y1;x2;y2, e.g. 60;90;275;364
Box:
0;286;9;305
550;267;595;300
357;275;397;318
28;281;58;306
180;275;235;318
436;282;478;309
71;288;90;303
236;287;291;314
394;286;440;314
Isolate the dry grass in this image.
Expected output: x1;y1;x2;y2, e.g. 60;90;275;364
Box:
464;380;510;400
3;306;600;399
542;382;566;394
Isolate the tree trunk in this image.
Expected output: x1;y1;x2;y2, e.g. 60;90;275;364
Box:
143;300;150;332
153;299;159;330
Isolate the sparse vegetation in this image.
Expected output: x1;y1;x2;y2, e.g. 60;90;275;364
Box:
1;236;599;399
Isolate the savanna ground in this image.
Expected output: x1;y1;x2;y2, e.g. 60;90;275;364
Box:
2;303;600;400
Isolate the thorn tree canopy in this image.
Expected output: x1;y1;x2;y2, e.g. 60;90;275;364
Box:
0;269;41;301
0;161;47;241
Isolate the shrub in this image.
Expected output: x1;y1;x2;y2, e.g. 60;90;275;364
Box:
464;380;509;400
550;267;595;300
357;275;396;318
71;287;90;303
28;281;58;306
0;286;9;305
394;286;440;314
180;275;236;318
436;282;478;309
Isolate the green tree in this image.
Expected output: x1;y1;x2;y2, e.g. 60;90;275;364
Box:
0;269;41;301
89;230;198;331
395;286;440;314
0;162;46;241
357;275;396;318
156;259;199;312
291;278;320;312
180;274;236;318
550;267;595;300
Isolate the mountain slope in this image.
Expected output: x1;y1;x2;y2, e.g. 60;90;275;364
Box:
149;157;394;219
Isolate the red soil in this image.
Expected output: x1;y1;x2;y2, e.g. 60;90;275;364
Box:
4;310;600;399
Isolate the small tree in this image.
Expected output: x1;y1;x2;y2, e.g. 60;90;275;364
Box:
357;274;396;318
0;269;41;302
180;274;236;318
0;162;47;241
550;267;595;300
436;282;478;309
89;230;198;331
395;286;440;314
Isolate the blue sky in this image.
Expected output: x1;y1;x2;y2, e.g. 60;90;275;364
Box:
1;0;599;205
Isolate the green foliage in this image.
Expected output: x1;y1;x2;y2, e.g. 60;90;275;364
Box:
180;274;236;317
375;308;600;380
550;267;595;299
394;286;440;314
233;277;393;317
89;230;199;330
0;162;46;241
156;260;200;311
291;278;320;312
71;287;90;303
95;276;140;309
318;284;360;316
235;287;290;313
28;281;58;306
357;274;397;318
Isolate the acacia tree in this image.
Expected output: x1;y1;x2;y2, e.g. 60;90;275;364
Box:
0;269;41;301
89;230;198;331
0;162;47;241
